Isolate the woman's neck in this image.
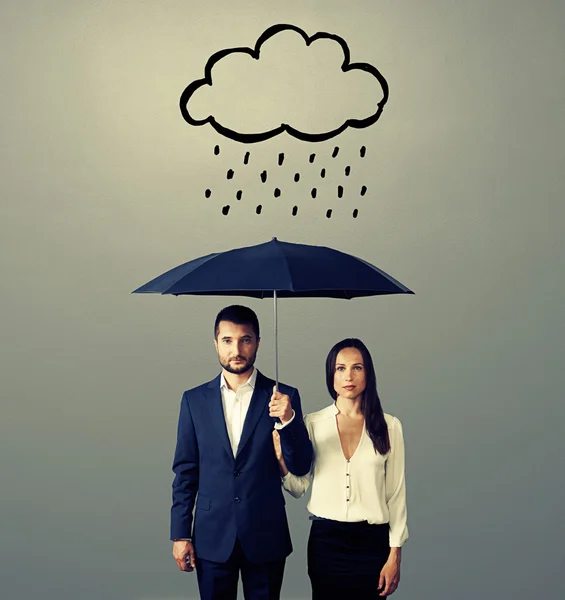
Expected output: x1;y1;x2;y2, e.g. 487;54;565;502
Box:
335;395;363;417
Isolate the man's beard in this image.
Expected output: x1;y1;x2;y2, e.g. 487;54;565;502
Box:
219;352;257;375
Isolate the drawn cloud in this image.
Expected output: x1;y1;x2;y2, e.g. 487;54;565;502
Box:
180;24;389;143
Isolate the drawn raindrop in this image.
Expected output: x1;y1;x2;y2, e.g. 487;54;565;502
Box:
214;145;220;156
320;168;326;178
292;206;298;216
332;147;340;158
309;153;316;163
227;169;234;180
326;209;333;218
256;205;263;214
243;151;250;165
353;209;359;218
274;188;281;198
360;185;367;196
345;166;351;176
205;189;211;198
311;188;317;199
222;205;230;215
294;173;300;182
278;153;285;166
236;190;242;201
260;170;267;183
338;186;344;198
360;146;367;158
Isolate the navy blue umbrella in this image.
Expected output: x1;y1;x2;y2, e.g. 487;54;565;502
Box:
133;237;414;388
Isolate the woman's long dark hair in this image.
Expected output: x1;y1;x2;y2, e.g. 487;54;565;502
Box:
325;338;391;455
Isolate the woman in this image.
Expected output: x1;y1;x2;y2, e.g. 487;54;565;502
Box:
272;338;408;599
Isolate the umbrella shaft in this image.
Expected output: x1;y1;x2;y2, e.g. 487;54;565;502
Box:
274;290;278;391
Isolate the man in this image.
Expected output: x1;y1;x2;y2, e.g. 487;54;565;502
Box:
170;305;313;600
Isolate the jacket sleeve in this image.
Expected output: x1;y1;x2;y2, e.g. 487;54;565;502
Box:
280;414;314;497
170;391;199;540
277;388;313;476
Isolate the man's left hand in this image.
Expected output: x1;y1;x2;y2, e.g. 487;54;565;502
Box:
269;387;293;424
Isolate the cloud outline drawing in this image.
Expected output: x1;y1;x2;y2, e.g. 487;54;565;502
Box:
179;23;389;143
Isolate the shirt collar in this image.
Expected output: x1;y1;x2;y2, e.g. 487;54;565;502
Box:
220;367;257;392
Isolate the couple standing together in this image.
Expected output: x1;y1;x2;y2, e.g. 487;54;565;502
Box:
170;305;408;599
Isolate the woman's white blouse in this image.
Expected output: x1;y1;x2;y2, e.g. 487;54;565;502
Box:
281;404;409;547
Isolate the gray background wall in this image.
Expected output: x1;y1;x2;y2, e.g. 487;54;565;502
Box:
2;1;564;599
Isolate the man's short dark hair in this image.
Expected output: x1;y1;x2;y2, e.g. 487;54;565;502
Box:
214;305;260;340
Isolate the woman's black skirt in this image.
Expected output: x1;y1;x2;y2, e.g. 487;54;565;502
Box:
307;519;391;599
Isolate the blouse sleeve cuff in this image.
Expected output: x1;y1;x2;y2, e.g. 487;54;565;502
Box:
389;531;409;547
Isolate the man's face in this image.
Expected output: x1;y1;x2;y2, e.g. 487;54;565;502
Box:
214;321;260;375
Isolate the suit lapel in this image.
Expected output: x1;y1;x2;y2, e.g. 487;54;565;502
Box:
206;376;234;461
236;370;271;459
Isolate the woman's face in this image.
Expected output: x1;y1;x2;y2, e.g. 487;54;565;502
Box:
334;347;366;401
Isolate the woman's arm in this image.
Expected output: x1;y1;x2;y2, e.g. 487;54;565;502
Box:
378;417;407;596
385;416;409;548
272;429;311;498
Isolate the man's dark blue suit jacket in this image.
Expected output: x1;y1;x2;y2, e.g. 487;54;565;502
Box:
170;370;313;564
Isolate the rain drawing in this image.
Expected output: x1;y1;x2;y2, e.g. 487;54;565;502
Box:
183;24;386;218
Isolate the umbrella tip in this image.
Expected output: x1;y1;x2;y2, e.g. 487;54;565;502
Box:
271;236;277;241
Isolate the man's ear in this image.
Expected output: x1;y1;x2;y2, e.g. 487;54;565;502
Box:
213;338;218;352
256;337;260;349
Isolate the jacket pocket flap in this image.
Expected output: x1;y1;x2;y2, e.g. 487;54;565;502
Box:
196;494;210;510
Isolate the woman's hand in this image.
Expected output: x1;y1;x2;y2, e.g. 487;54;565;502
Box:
378;551;401;596
272;430;289;476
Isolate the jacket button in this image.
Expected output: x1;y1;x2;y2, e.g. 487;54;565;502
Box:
234;497;241;503
234;470;241;477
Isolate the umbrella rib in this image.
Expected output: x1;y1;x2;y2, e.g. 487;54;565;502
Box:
163;250;232;293
274;240;294;293
355;256;412;292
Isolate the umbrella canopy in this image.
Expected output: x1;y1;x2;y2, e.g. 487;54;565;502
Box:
132;237;414;298
133;237;414;388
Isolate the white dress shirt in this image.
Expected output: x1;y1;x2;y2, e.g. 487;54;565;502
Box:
220;368;294;456
281;403;409;547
